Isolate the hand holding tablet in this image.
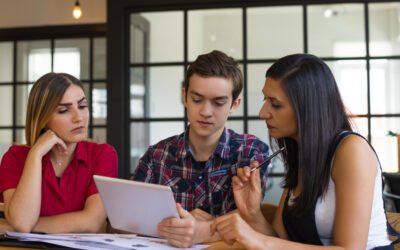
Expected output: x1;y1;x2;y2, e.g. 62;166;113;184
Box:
94;175;178;237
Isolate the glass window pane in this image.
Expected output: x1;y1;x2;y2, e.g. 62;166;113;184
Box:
0;86;13;126
130;16;146;64
131;122;149;174
369;3;400;56
130;67;146;118
16;129;26;145
93;38;106;79
248;120;270;146
247;6;303;59
226;120;244;134
130;121;184;174
326;60;367;115
149;122;184;145
93;83;107;125
308;4;365;57
55;38;90;80
0;42;13;82
130;66;184;118
17;40;51;82
16;84;31;126
0;130;12;144
370;59;400;114
247;63;272;116
93;128;107;143
188;8;243;61
371;117;400;173
132;12;184;63
0;139;12;160
263;176;284;204
351;117;368;138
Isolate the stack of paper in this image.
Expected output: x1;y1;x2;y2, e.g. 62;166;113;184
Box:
5;232;208;250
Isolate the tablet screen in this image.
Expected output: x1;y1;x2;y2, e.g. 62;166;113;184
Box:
94;175;179;237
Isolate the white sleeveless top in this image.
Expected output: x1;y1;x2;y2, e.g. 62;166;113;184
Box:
314;150;391;248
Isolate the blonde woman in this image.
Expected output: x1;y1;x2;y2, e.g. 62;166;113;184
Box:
0;73;118;233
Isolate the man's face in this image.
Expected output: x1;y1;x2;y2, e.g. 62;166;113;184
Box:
183;74;240;142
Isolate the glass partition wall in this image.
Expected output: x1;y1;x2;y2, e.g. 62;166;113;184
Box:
109;1;400;204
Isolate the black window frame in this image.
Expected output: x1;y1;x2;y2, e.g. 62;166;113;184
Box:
108;0;400;179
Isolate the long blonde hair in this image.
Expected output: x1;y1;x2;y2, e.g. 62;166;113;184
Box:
25;73;84;146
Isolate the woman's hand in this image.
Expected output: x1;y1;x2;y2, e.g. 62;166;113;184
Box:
4;129;68;232
233;164;263;221
211;213;266;250
158;204;205;248
30;129;68;158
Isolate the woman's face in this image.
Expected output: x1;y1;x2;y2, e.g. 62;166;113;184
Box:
259;77;298;140
46;84;89;143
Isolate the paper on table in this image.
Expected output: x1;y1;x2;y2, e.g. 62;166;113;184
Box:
6;232;208;250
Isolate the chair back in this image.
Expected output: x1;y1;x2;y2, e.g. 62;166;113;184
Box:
383;172;400;213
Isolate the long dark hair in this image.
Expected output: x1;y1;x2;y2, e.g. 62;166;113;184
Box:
266;54;352;215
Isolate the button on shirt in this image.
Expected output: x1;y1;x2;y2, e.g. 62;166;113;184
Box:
131;127;270;216
0;142;118;216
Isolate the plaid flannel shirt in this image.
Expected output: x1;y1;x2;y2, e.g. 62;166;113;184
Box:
131;127;270;216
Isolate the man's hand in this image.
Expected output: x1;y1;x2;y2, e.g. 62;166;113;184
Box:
158;203;215;248
190;209;214;221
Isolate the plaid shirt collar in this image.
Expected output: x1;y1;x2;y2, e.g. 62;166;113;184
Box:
176;126;232;160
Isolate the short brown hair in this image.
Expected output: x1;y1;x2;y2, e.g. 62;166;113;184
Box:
183;50;243;103
25;72;84;146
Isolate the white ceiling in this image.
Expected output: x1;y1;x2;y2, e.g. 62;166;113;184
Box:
0;0;106;28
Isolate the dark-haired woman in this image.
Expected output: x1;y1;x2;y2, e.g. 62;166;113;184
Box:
212;54;392;249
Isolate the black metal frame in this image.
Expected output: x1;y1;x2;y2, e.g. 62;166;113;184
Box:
107;0;400;178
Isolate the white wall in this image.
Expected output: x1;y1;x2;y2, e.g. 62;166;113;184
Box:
0;0;106;28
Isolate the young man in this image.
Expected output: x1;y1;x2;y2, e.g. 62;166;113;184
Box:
131;50;270;247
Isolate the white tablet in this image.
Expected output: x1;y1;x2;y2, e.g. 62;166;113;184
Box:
93;175;179;237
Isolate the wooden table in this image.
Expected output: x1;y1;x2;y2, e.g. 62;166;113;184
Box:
0;242;245;250
0;239;245;250
2;213;399;250
206;242;245;249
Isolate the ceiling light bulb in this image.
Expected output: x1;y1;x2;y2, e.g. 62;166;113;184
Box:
73;1;82;19
324;9;334;18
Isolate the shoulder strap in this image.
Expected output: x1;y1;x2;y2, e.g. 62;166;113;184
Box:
326;130;353;167
331;131;400;244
